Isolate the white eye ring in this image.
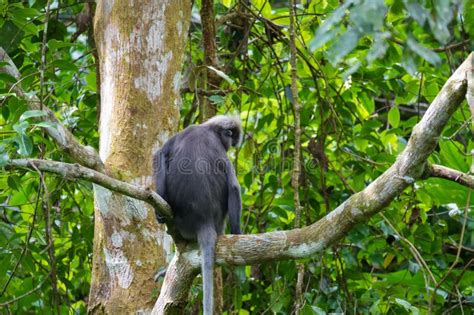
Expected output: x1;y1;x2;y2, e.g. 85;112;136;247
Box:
225;129;233;137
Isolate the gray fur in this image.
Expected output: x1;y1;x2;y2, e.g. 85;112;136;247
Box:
153;115;243;315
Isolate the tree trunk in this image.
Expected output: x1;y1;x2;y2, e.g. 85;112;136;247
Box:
88;1;191;313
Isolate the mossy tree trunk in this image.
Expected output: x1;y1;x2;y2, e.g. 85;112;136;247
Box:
88;1;191;313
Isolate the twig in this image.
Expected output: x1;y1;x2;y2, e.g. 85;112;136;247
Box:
7;159;172;220
427;164;474;189
289;2;305;314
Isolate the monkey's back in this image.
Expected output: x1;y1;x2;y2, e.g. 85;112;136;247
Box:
165;126;229;240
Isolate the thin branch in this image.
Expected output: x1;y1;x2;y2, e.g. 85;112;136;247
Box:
427;164;474;188
0;48;104;172
7;159;172;220
289;1;305;313
289;0;302;229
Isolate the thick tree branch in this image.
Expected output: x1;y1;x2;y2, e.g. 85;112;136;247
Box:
0;48;104;172
203;53;470;263
154;53;473;312
7;159;172;220
152;251;198;314
428;164;474;188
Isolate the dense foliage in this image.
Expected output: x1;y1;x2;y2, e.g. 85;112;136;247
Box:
0;0;473;314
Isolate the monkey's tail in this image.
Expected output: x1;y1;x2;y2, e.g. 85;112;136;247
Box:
197;225;217;315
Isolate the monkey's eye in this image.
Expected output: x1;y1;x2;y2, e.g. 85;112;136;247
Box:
224;129;233;137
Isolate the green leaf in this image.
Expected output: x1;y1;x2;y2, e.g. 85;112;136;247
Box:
439;141;468;171
349;0;386;32
428;1;452;44
10;16;38;36
408;260;420;274
327;28;361;66
19;110;47;121
14;134;32;156
405;1;428;25
13;120;29;133
51;59;79;72
10;7;41;19
367;32;390;63
388;106;400;128
207;66;234;85
309;28;337;51
301;305;326;315
221;0;233;8
0;150;9;168
401;48;417;76
407;37;441;65
48;39;76;51
0;20;24;53
32;121;57;129
7;175;21;191
395;298;419;315
0;73;17;84
310;0;353;52
208;95;225;105
252;0;272;18
0;92;17;99
12;120;33;156
284;85;294;105
360;93;375;115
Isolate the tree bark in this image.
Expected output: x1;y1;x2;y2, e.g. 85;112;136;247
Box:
199;0;219;121
88;1;191;313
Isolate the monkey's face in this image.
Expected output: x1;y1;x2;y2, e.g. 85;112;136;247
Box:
229;127;241;147
218;127;240;150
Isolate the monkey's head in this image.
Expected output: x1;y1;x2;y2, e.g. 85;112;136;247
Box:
204;115;242;151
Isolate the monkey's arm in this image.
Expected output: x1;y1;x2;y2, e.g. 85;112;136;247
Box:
226;160;242;234
152;147;168;223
